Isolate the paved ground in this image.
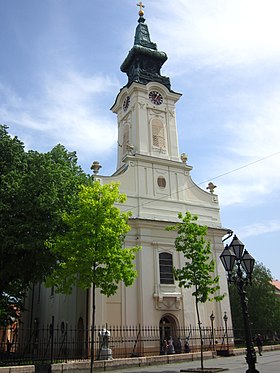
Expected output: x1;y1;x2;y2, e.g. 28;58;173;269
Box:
110;350;280;373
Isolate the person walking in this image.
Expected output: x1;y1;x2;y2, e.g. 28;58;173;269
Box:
162;339;168;355
256;334;263;356
167;337;175;354
176;337;182;353
184;337;191;353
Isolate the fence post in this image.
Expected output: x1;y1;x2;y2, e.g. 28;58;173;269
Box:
50;316;54;365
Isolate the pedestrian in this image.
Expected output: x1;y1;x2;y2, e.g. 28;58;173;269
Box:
162;339;168;355
176;337;182;353
256;334;263;356
167;337;175;354
184;337;191;353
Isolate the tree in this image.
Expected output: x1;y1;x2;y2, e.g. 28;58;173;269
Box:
167;212;224;371
0;125;87;319
229;262;280;336
45;181;140;371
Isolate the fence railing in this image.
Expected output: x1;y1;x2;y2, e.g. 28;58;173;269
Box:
0;324;278;366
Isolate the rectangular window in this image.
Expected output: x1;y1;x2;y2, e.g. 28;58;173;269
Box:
122;125;129;156
152;119;166;149
159;252;174;284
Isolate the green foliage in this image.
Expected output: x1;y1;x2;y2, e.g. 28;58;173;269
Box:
46;181;140;296
0;125;87;309
168;212;223;303
229;262;280;333
168;211;223;370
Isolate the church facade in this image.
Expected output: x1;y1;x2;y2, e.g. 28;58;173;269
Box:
23;7;233;354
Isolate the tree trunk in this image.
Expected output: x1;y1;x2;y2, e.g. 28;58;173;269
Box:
195;297;204;371
90;282;96;373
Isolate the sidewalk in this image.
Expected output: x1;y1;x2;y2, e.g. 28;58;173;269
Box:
110;350;280;373
1;348;279;373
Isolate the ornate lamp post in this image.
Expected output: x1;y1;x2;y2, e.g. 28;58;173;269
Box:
220;235;259;373
210;312;215;351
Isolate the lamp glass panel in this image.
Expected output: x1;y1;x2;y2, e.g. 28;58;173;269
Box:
220;245;236;272
241;250;255;275
229;235;245;260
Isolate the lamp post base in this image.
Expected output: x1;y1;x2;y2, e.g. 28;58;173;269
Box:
245;354;259;373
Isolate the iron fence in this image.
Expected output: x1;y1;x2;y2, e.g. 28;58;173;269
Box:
0;323;278;367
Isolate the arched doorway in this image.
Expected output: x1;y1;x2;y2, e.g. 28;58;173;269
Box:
159;315;179;354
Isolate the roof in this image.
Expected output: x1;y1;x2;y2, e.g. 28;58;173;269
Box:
272;280;280;291
120;14;171;89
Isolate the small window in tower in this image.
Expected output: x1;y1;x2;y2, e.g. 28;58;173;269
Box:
157;176;166;189
152;118;166;149
159;252;174;284
122;125;129;156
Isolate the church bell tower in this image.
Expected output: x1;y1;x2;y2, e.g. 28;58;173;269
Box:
111;3;182;170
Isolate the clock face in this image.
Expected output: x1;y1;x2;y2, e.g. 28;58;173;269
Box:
122;95;130;111
149;91;163;105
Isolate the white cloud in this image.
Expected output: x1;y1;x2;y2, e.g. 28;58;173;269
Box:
201;88;280;207
238;220;280;238
0;70;119;157
149;0;280;71
216;154;280;208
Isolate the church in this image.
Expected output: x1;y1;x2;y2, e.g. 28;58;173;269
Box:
23;3;233;356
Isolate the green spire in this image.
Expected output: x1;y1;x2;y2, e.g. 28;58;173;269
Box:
120;10;171;90
134;15;157;50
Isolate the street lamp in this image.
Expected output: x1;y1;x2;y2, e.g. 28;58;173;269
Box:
220;235;259;373
210;312;215;351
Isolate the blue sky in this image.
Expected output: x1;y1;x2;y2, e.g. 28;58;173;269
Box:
1;1;280;279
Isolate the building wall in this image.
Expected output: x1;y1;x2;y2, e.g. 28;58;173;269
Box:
22;78;233;350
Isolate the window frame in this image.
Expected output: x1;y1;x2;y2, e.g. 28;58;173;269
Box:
159;252;174;284
151;118;166;149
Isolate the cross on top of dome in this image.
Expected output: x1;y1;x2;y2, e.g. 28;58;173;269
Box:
137;2;145;17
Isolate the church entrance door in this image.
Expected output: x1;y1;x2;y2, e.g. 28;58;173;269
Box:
159;315;178;354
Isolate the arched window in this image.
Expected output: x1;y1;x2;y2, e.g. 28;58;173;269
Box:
159;252;174;284
122;125;129;156
152;118;166;149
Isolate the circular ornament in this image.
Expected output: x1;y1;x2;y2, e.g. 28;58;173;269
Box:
157;176;166;188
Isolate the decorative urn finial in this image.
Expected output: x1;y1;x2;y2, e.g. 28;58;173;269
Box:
91;161;102;175
207;182;217;194
180;153;188;164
